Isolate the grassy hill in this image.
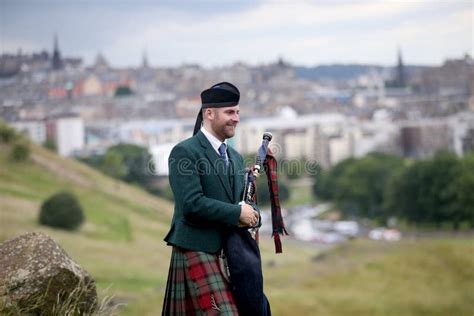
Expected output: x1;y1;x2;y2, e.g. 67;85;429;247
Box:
1;141;473;315
0;142;174;307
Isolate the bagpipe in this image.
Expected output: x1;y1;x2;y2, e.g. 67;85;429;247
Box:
224;132;288;316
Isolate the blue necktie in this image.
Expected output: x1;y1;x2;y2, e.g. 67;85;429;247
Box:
218;143;229;166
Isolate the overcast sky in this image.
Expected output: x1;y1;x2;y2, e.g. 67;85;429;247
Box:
1;0;472;67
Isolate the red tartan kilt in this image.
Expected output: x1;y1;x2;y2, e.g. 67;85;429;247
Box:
162;246;239;316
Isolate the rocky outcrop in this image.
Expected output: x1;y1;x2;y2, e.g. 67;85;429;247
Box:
0;232;97;314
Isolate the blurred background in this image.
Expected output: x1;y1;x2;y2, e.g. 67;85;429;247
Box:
1;0;473;315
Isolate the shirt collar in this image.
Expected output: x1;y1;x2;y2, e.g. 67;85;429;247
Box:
201;126;227;154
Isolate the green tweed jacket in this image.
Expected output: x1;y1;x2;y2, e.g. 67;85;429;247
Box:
164;130;245;253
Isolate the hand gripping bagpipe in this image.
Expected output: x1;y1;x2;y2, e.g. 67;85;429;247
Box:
224;132;288;316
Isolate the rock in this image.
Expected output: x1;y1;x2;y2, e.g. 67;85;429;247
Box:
0;232;97;314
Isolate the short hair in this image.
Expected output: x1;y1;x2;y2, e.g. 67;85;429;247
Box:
202;108;217;121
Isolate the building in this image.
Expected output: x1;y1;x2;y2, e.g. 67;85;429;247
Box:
236;109;350;168
394;48;406;88
10;120;47;144
175;96;200;118
399;119;454;159
149;143;175;176
397;112;474;159
420;54;473;96
451;111;474;156
46;114;85;157
51;34;63;71
462;128;474;154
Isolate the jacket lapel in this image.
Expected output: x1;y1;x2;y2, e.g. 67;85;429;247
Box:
228;147;244;204
197;132;234;201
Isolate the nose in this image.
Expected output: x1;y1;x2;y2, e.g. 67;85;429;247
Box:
232;113;240;123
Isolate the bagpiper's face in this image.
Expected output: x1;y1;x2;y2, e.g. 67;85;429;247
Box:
209;105;240;141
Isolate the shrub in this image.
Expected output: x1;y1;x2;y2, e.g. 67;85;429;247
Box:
10;141;30;162
39;192;85;231
0;122;17;143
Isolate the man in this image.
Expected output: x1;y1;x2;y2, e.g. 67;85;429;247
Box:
162;82;258;315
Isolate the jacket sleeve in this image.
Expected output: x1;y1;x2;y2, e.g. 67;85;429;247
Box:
168;144;241;226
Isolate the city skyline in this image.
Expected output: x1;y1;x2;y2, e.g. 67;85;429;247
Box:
1;0;472;67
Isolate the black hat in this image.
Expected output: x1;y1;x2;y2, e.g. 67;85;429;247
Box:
193;82;240;135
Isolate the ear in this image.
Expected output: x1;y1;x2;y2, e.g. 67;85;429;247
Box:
204;108;215;120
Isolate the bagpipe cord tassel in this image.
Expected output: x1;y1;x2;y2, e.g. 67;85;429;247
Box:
264;147;289;253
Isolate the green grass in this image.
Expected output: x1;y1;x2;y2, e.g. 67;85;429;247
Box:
0;143;174;307
263;238;474;316
120;236;474;316
1;142;473;315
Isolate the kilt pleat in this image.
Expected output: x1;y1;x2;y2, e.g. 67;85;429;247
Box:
162;247;239;316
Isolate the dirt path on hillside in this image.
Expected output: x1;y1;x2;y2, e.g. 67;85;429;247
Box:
31;153;94;189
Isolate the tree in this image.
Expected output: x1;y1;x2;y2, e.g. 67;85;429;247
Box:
101;144;152;185
337;153;404;220
425;151;459;226
453;153;474;228
10;141;30;162
101;150;127;179
314;153;404;222
114;86;133;97
384;151;461;228
312;157;357;201
384;160;430;224
116;144;150;184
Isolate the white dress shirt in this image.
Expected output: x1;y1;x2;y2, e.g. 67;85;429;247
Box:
201;126;228;157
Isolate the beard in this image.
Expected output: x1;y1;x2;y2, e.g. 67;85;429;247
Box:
212;122;236;139
211;120;236;140
207;108;239;140
222;123;236;138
